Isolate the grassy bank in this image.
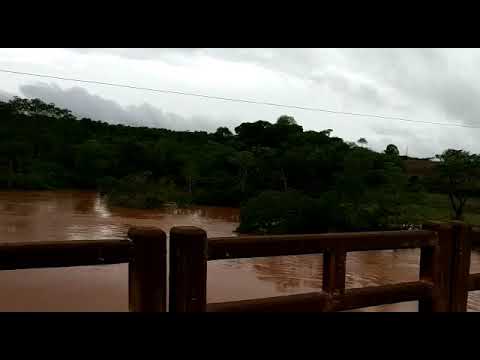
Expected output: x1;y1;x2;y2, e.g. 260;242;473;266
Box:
411;193;480;225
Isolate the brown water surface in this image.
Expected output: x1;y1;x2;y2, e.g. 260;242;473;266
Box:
1;190;479;311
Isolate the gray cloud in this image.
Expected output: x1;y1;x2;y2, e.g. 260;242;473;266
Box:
310;71;387;109
335;49;480;127
67;48;202;66
371;124;415;139
115;49;480;127
67;48;480;126
67;48;327;78
19;83;226;132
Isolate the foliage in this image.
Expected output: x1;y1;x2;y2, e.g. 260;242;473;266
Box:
237;190;330;234
104;172;192;209
385;144;400;157
238;185;423;234
357;137;368;146
435;149;480;219
0;96;441;233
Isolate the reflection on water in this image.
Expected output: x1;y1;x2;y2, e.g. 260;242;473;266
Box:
73;197;95;214
0;190;479;312
253;255;323;292
94;196;111;218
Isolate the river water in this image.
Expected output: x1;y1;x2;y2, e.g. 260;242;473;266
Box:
0;190;479;312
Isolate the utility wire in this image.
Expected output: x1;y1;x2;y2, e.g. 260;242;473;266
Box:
0;68;478;129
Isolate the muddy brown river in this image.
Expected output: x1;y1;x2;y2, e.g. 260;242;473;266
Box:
0;190;479;312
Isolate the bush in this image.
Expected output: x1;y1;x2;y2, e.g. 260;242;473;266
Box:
104;172;193;209
237;189;425;234
237;190;330;234
11;173;52;190
193;186;243;206
97;176;118;195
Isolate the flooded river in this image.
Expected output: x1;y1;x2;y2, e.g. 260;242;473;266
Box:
0;190;479;311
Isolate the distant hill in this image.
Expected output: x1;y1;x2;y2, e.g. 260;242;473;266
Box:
402;156;438;178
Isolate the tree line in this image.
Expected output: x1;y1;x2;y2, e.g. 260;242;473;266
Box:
0;97;477;233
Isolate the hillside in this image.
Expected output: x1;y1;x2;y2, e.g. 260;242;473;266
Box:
402;157;438;178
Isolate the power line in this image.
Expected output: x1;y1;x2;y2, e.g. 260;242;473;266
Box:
0;67;478;129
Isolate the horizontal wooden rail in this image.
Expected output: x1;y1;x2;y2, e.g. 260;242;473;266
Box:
0;239;133;270
207;281;433;312
208;230;437;260
337;281;434;311
0;226;168;312
207;292;328;312
468;273;480;291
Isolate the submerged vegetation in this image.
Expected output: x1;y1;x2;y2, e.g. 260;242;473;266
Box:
1;97;479;234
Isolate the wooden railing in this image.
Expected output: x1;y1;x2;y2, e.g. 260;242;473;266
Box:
1;221;480;312
169;221;480;312
0;226;168;312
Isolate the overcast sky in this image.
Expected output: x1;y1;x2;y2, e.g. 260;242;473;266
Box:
1;48;479;158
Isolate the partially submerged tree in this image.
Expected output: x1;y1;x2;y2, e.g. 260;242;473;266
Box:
436;149;480;220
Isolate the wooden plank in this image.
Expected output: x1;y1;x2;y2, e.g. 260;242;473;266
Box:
208;230;436;260
128;227;167;312
0;239;132;270
169;226;208;312
207;281;432;312
468;273;480;291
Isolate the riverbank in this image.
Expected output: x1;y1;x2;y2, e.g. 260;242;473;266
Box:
411;193;480;225
3;188;480;228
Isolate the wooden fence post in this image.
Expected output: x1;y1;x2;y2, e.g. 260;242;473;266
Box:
169;226;208;312
322;247;347;311
449;221;472;312
323;248;347;294
128;226;167;312
419;222;453;312
421;221;472;312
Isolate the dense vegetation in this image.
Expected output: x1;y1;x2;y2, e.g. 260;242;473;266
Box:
1;97;477;234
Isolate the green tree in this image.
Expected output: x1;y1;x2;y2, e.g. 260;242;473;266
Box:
320;129;333;137
234;120;273;147
385;144;400;157
73;139;114;187
357;138;368;146
181;157;200;195
276;115;297;126
229;151;256;194
435;149;480;220
213;126;233;140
